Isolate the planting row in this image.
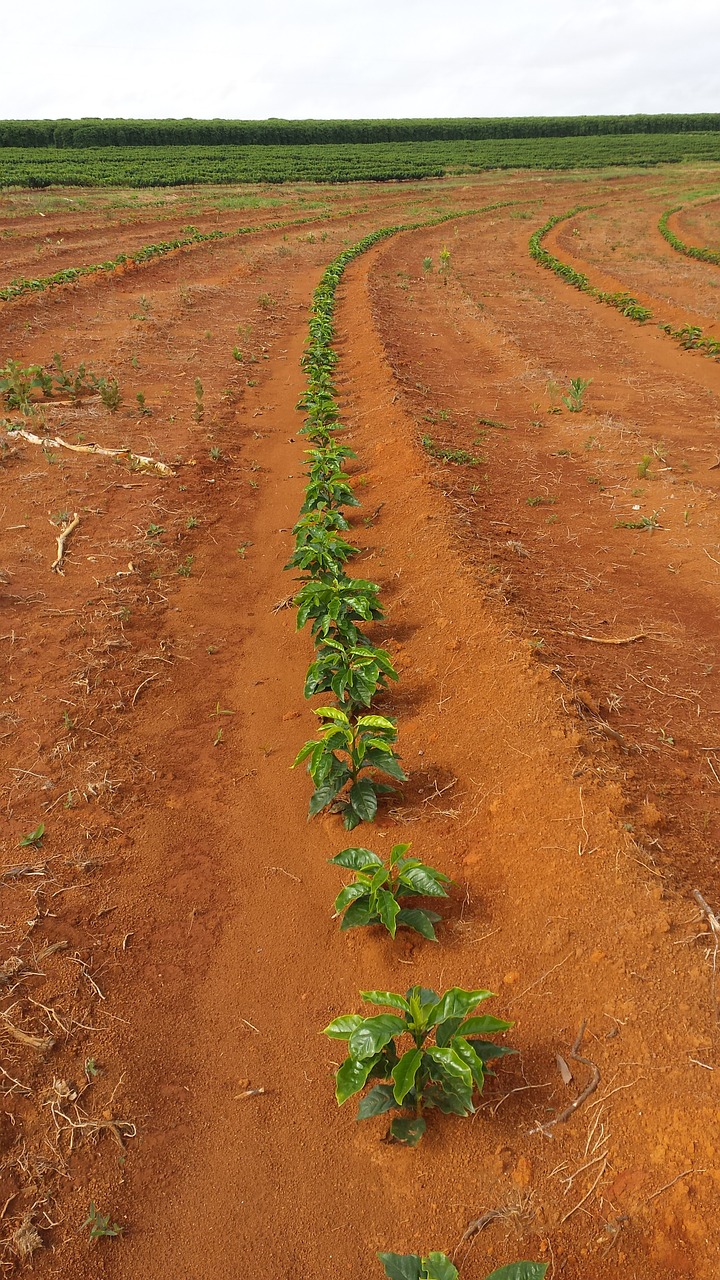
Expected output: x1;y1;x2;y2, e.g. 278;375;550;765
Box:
659;200;720;267
529;207;720;360
5;132;720;188
0;211;355;305
280;214;543;1271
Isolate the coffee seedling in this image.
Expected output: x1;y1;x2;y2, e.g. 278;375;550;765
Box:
294;707;405;828
324;986;513;1144
295;576;384;647
330;843;449;939
285;527;358;579
562;378;591;413
304;636;398;708
19;823;45;848
378;1257;547;1280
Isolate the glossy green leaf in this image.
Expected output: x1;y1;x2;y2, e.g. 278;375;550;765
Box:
349;1014;406;1060
399;865;450;897
396;908;438;941
451;1036;486;1091
457;1015;514;1036
361;990;411;1013
423;1254;459;1280
339;898;374;929
376;888;400;937
377;1254;423;1280
391;1048;422;1104
335;1053;379;1104
427;988;493;1029
329;846;383;871
349;777;378;822
389;842;411;865
323;1014;363;1040
334;883;369;913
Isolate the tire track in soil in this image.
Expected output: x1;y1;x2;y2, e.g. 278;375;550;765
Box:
101;231;720;1280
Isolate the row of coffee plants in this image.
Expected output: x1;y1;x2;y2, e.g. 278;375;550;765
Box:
283;214;542;1271
530;208;720;363
529;208;652;320
0;211;354;305
659;202;720;267
5;131;720;188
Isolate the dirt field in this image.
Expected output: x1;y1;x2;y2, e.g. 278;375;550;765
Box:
1;169;720;1280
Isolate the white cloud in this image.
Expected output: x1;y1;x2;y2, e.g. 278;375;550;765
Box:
1;0;719;120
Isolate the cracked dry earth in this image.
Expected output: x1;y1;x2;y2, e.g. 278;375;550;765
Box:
1;169;720;1280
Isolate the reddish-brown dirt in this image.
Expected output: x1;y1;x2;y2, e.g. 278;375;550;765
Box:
2;170;720;1280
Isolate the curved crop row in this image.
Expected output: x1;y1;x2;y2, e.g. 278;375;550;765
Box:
530;208;720;363
529;208;653;321
0;211;356;305
659;202;720;267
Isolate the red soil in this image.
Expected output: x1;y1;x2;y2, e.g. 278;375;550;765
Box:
1;171;719;1280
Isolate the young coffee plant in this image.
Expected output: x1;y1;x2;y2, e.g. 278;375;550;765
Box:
562;377;591;413
378;1257;546;1280
295;576;384;646
293;707;405;828
285;528;358;580
304;636;398;707
98;377;122;412
330;843;449;939
324;986;514;1145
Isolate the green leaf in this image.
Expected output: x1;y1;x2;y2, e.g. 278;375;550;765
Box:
389;842;411;866
457;1015;514;1036
427;988;493;1029
349;778;378;823
329;846;383;871
465;1040;516;1065
424;1046;473;1092
357;714;396;730
308;776;346;818
323;1014;363;1040
334;883;369;913
357;1083;398;1119
376;888;400;937
315;706;349;724
391;1048;422;1104
377;1254;423;1280
339;898;374;929
396;908;438;941
360;991;411;1013
389;1115;426;1146
335;1053;379;1104
369;865;390;892
19;823;45;848
399;865;450;897
423;1254;459;1280
450;1036;486;1091
349;1014;406;1060
292;740;315;767
484;1266;548;1280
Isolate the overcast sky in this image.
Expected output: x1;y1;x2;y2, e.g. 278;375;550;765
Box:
3;0;719;121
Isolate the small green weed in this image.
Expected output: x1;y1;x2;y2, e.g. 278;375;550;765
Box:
83;1203;123;1241
562;377;591;413
19;823;45;848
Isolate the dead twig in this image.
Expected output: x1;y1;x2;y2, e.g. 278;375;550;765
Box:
562;630;646;645
9;427;174;476
532;1021;600;1136
51;513;80;573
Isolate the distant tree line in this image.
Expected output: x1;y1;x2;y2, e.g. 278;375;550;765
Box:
2;115;720;149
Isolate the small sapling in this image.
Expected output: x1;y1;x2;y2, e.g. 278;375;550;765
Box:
324;986;514;1145
330;843;449;939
